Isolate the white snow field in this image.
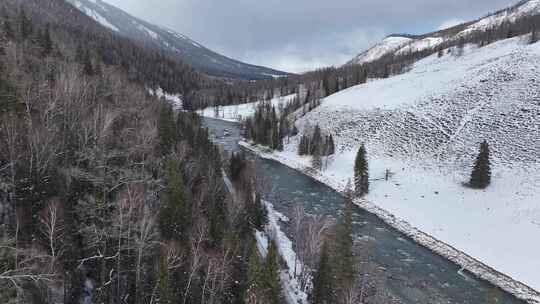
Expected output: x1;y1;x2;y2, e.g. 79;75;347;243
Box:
243;35;540;302
198;94;297;122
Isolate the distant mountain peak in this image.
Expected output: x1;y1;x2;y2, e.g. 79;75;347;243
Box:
348;0;540;66
66;0;290;80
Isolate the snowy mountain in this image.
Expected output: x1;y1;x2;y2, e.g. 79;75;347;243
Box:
347;35;413;65
66;0;290;80
348;0;540;65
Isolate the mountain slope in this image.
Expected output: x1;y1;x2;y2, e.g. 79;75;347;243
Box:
276;35;540;301
349;0;540;65
66;0;290;80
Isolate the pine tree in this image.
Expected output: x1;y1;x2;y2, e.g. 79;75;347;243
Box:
264;240;282;304
3;20;13;39
310;125;322;155
83;50;94;76
326;135;335;156
250;193;268;231
40;24;53;56
157;255;174;304
18;8;32;39
312;147;322;170
75;44;84;63
334;185;355;289
209;195;226;247
159;159;192;241
354;144;369;197
310;241;333;304
245;243;265;303
438;49;444;58
298;134;308;156
531;26;539;44
469;140;491;189
158;104;176;155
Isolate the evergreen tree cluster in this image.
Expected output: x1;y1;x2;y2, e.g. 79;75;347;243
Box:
245;241;283;304
310;186;357;304
244;102;287;151
297;125;335;157
0;2;268;303
229;151;247;182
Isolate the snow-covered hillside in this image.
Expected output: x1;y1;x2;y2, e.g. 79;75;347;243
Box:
347;36;412;65
268;35;540;296
349;0;540;65
66;0;290;80
198;94;297;122
460;0;540;37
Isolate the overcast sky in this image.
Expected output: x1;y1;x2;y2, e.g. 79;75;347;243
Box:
106;0;515;73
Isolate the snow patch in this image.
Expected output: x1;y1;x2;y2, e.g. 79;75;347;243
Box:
149;88;183;110
198;94;297;122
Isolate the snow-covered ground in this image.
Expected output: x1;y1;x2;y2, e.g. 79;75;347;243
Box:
255;202;308;304
234;35;540;303
149;88;183;110
198;94;297;122
241;142;540;304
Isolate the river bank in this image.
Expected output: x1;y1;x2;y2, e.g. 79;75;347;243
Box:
238;141;540;304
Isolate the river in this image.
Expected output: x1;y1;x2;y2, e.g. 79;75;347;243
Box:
204;117;524;304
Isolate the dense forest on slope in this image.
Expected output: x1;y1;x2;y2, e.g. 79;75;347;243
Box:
0;1;274;303
2;0;205;96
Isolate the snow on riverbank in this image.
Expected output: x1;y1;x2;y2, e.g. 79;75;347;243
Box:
198;94;297;122
240;142;540;304
254;201;308;304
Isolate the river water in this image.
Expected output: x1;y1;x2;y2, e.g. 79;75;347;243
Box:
204;117;524;304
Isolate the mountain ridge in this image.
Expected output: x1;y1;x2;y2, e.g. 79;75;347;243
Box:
348;0;540;65
66;0;291;80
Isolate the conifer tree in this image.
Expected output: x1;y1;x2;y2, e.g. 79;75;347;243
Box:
83;49;94;76
326;135;335;156
157;255;174;304
249;193;268;231
264;240;282;304
3;19;13;39
310;241;333;304
245;243;265;303
40;24;53;56
469;140;491;189
310;125;322;155
18;8;32;39
209;195;226;247
354;144;369;197
334;184;355;289
158;104;176;155
159;159;192;241
531;26;538;44
312;147;322;170
75;44;84;63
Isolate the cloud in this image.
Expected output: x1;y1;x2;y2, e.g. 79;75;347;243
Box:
437;19;466;30
240;27;386;73
106;0;514;72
